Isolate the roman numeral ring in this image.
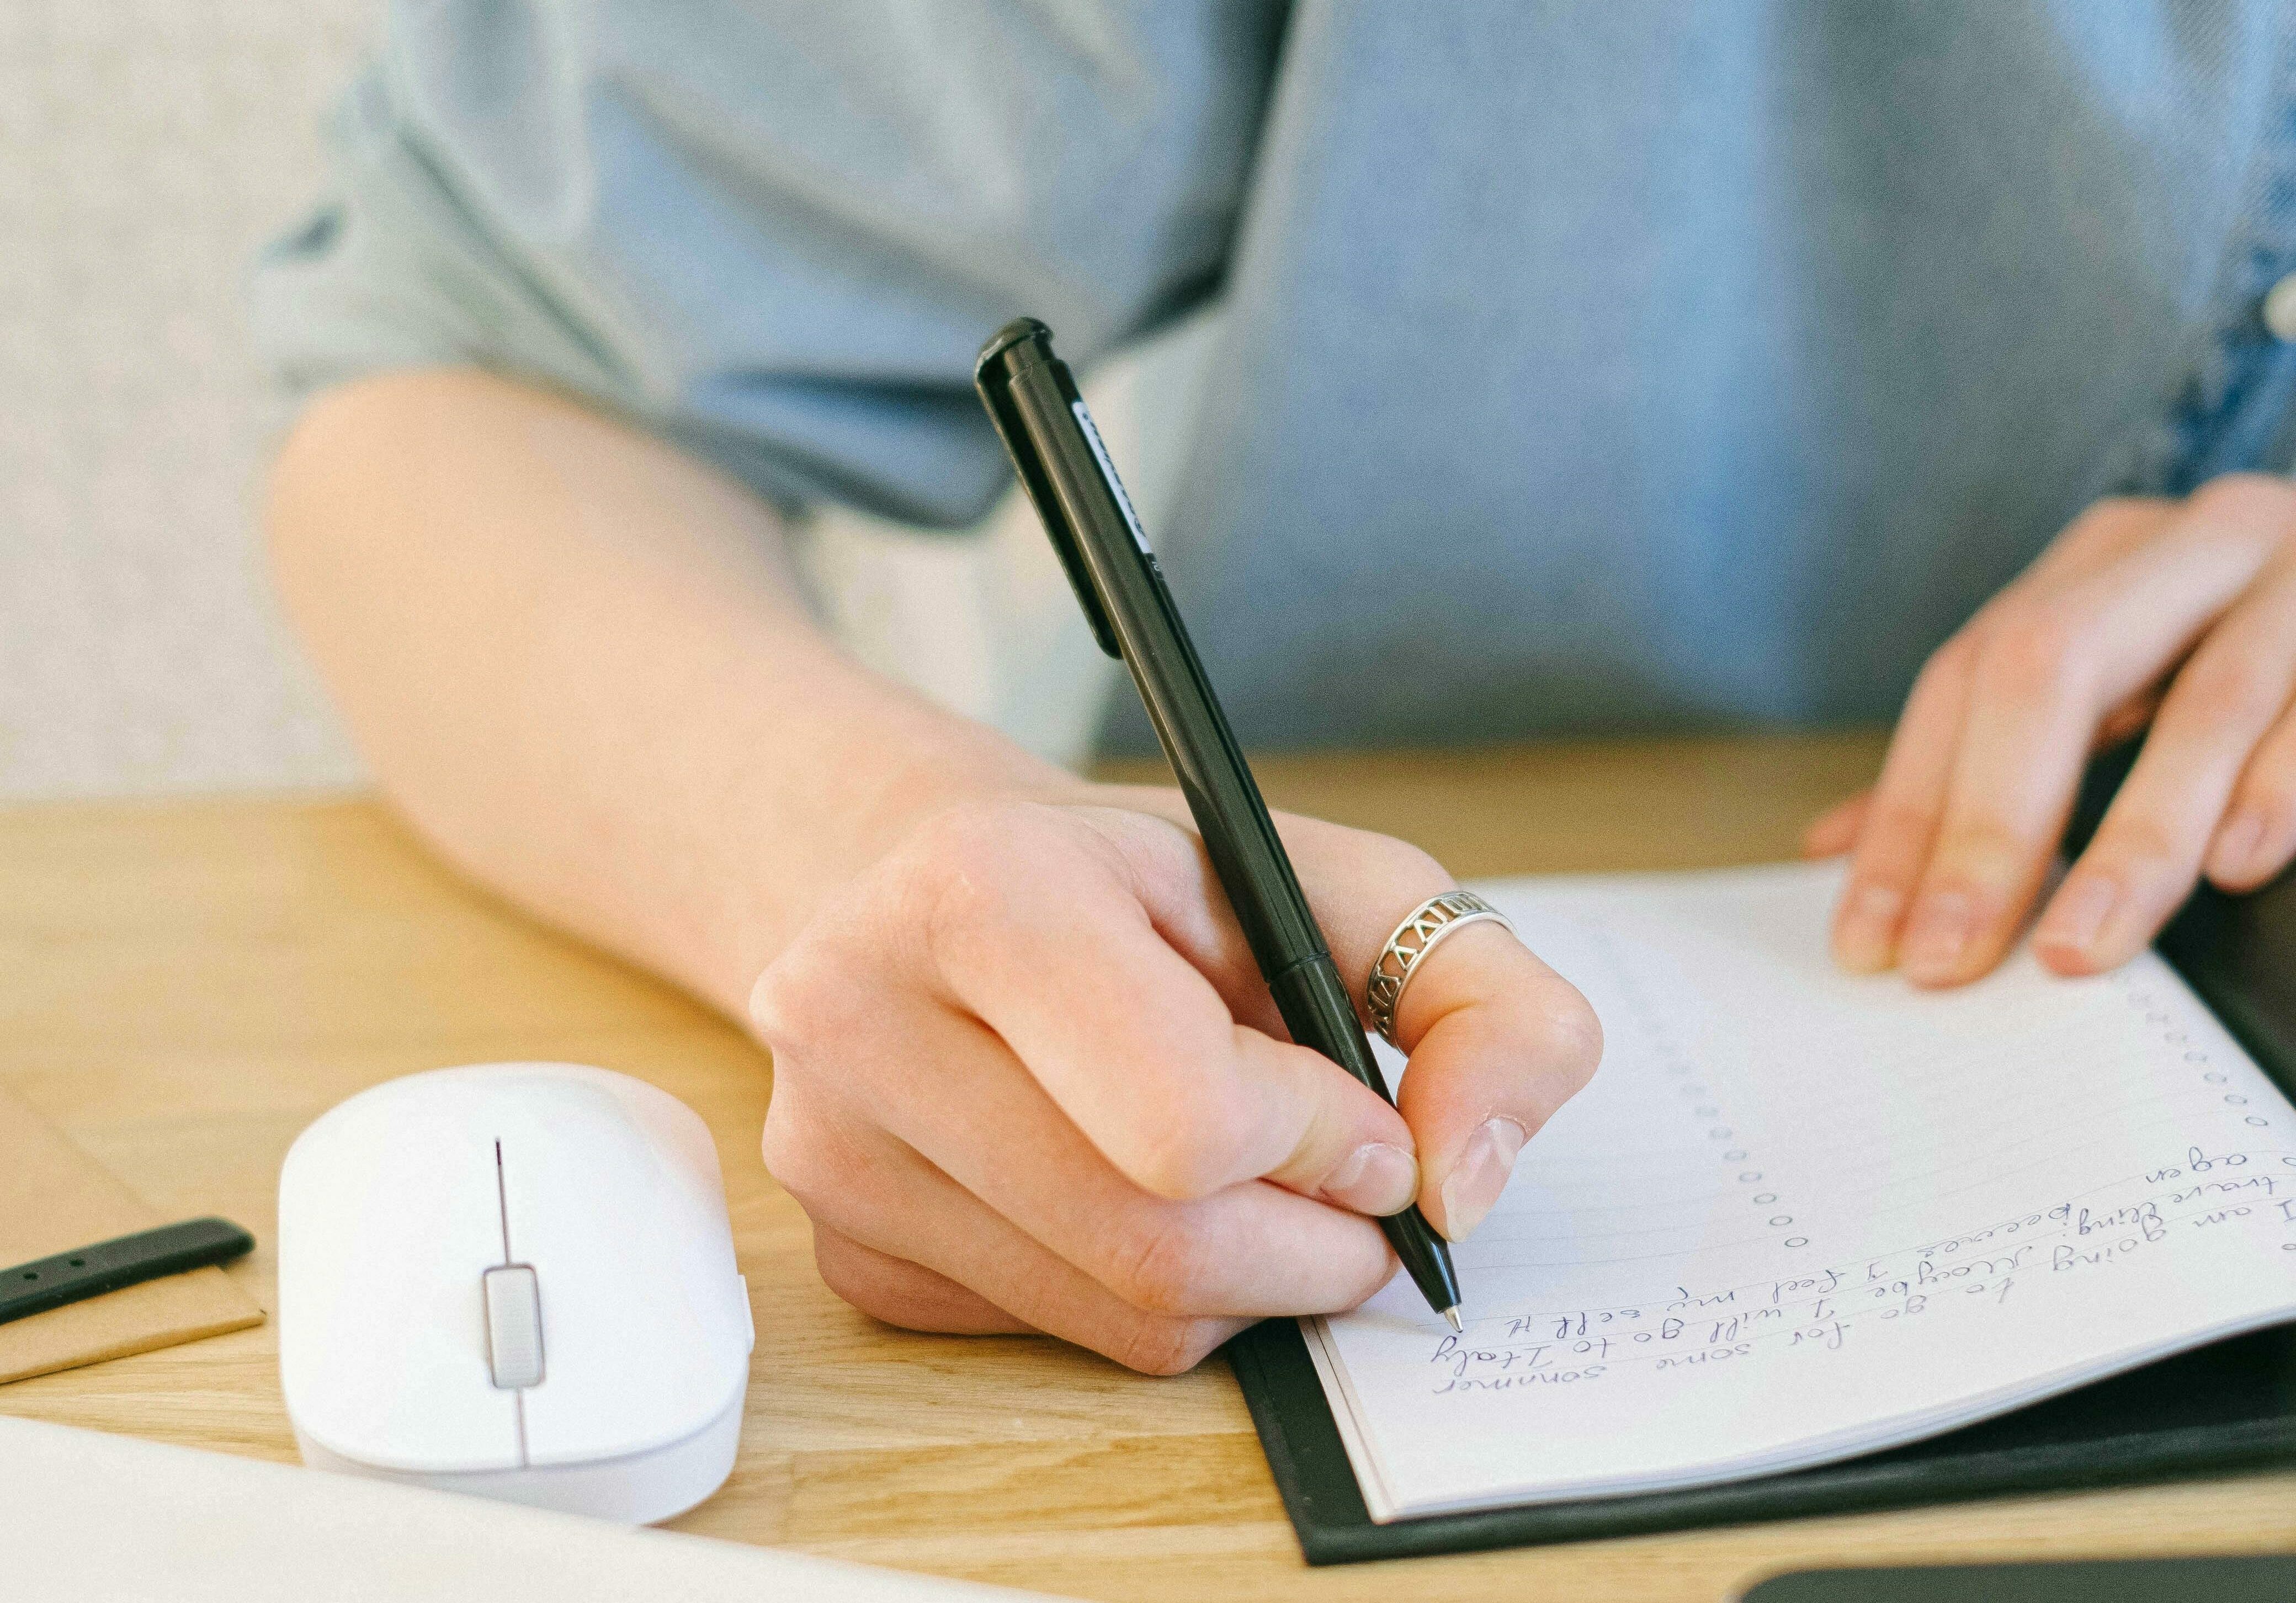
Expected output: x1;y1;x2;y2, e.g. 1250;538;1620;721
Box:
1365;891;1515;1048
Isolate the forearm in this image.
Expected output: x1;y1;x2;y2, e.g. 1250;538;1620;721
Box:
265;367;1069;1016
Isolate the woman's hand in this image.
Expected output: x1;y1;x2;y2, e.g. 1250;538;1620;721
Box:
268;370;1595;1377
752;789;1599;1373
1809;472;2296;987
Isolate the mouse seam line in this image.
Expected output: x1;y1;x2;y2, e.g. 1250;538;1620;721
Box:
493;1138;529;1469
492;1138;512;1261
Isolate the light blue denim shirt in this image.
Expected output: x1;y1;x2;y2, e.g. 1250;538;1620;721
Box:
252;2;2296;748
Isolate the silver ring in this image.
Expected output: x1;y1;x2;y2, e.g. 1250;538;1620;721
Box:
1365;891;1515;1048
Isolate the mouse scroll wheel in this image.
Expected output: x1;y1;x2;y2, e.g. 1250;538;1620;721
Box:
482;1264;545;1390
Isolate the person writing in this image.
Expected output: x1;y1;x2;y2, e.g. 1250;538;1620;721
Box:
253;4;2296;1373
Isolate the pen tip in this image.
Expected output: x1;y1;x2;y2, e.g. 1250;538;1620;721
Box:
1443;1307;1463;1333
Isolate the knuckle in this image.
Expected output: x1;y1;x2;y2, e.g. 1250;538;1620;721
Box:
1539;982;1604;1091
2191;471;2295;526
757;1107;818;1199
903;796;1040;868
2043;494;2177;572
1970;601;2085;705
750;931;870;1054
746;956;811;1048
894;800;1077;962
1917;627;1979;689
902;801;1025;908
1112;1313;1225;1377
2059;494;2161;554
758;1100;852;1208
1105;1211;1219;1314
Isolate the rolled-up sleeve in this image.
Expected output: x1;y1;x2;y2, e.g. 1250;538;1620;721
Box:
251;0;1284;524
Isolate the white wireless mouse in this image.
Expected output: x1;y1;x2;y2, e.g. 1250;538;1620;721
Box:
277;1063;753;1524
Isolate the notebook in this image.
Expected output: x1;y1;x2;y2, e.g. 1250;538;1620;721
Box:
1297;860;2296;1526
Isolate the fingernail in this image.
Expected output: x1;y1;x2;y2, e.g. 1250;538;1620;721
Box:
1833;882;1904;971
2212;811;2266;880
1439;1117;1528;1242
1321;1142;1418;1217
1900;890;1973;982
2037;874;2118;956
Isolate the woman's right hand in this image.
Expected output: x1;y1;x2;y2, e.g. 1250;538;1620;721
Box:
266;371;1595;1374
751;787;1601;1374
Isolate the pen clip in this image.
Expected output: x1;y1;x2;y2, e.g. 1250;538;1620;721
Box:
975;320;1123;660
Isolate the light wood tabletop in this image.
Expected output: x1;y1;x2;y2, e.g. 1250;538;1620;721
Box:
3;730;2292;1600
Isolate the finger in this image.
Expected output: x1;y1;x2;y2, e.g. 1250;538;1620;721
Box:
2036;499;2179;752
866;997;1402;1309
778;1114;1268;1374
2021;493;2181;585
2037;562;2296;969
1801;791;1872;859
905;803;1416;1206
1073;783;1287;1037
811;1224;1033;1335
1831;632;1975;971
1392;936;1601;1240
2208;699;2296;892
1830;498;2181;975
1264;822;1602;1242
1901;481;2287;986
1895;624;2091;986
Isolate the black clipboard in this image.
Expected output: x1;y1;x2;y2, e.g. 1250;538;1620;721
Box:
1229;750;2296;1564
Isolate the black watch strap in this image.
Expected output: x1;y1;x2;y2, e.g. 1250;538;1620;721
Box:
0;1217;254;1327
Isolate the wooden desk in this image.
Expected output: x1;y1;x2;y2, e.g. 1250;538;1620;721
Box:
3;731;2291;1599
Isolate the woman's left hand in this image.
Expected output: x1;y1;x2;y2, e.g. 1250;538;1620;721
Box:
1807;472;2296;987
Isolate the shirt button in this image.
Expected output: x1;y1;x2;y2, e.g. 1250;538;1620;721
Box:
2265;273;2296;342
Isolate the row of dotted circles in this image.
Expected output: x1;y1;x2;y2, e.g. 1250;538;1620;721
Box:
2122;976;2271;1127
1588;918;1805;1250
2118;974;2296;1251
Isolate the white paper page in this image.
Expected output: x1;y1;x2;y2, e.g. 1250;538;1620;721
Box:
1312;861;2296;1521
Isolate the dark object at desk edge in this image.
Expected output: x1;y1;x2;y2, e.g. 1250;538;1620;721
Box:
0;1217;255;1327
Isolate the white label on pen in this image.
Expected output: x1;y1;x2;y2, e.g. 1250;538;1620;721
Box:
1072;398;1152;555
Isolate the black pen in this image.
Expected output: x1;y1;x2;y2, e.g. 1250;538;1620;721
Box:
975;318;1464;1330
